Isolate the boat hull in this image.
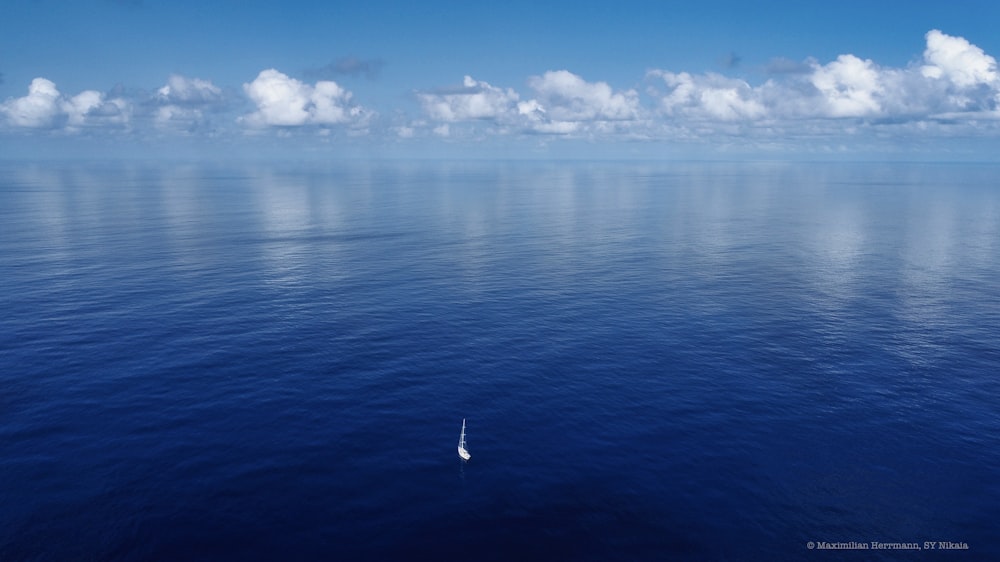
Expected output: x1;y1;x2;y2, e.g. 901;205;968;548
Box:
458;446;471;461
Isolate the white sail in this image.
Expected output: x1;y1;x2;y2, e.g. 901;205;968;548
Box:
458;418;471;460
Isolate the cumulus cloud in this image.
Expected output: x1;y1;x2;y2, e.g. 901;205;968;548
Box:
1;78;62;127
63;90;126;127
240;69;371;128
151;74;228;131
921;29;998;88
808;54;884;117
416;71;642;137
645;29;1000;129
1;77;130;130
2;29;998;149
157;74;225;106
417;75;520;122
648;71;766;121
527;70;641;122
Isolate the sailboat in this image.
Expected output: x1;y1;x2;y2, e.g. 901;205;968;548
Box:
458;418;471;461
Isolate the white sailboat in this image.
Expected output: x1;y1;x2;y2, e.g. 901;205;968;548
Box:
458;418;471;461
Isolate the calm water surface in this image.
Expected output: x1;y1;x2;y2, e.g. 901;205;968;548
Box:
1;160;998;560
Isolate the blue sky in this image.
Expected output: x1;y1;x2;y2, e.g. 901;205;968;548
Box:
2;0;1000;160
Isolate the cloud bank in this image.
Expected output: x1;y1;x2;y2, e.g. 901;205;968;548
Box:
648;29;1000;130
2;30;998;151
410;29;999;143
415;71;642;137
1;78;130;130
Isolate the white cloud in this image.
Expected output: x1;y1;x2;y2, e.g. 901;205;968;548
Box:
157;74;225;105
516;99;544;119
417;71;643;137
649;71;767;121
0;77;130;130
311;81;351;123
3;29;999;151
921;29;998;88
808;54;884;117
417;75;520;122
650;56;892;122
150;75;228;132
240;69;370;128
527;70;640;122
63;90;104;126
645;30;1000;129
1;78;62;127
65;90;129;128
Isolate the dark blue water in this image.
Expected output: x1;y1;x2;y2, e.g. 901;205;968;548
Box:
2;160;998;560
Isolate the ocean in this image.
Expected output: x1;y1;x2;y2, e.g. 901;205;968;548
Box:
1;160;998;560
